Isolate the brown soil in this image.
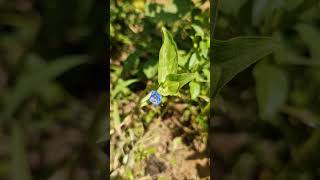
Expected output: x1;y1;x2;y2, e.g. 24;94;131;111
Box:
139;118;210;180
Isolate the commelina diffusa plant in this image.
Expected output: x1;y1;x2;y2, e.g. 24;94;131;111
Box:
140;27;210;107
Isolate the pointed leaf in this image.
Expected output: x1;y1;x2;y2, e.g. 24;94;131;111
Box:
160;81;180;96
158;27;178;84
212;37;276;98
158;73;195;96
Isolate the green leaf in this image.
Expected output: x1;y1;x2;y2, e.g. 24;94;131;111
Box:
212;37;276;98
165;73;196;89
189;81;200;100
253;63;288;119
158;27;178;84
159;81;180;96
158;73;195;96
11;123;32;180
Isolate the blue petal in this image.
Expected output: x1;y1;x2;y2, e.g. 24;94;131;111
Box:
149;90;162;105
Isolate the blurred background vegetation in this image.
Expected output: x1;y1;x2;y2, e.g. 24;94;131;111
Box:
212;0;320;179
0;0;107;179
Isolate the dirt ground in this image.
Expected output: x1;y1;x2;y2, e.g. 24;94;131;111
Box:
131;118;210;180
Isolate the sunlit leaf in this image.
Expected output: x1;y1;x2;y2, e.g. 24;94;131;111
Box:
159;73;196;96
158;27;178;84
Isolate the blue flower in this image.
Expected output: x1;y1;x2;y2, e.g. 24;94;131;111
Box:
149;90;162;105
